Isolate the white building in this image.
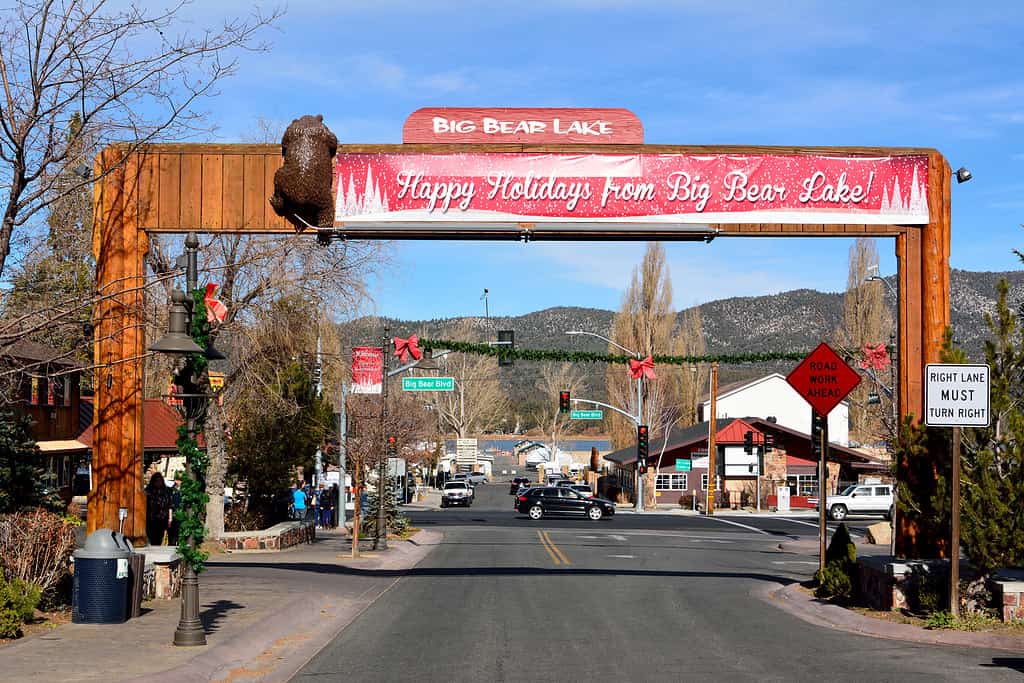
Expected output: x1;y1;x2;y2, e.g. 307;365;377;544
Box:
699;373;850;446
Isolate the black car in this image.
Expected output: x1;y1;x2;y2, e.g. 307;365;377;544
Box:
515;486;615;521
509;477;532;494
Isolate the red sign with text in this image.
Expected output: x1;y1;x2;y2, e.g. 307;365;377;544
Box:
403;107;644;144
351;346;383;395
334;152;929;228
786;342;862;415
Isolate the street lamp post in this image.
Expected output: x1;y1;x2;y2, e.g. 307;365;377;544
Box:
567;330;646;512
149;232;221;648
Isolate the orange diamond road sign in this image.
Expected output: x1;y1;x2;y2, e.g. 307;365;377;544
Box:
786;342;861;415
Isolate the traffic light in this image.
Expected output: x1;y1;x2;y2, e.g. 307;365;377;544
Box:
497;330;515;367
637;424;649;469
743;430;754;454
559;390;571;413
810;412;826;458
386;435;397;456
764;433;775;454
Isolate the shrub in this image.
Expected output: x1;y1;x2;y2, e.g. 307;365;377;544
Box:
678;492;694;509
814;523;858;600
0;509;76;608
815;562;853;599
0;572;41;639
825;523;857;567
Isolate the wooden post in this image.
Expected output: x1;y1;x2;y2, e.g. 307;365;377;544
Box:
706;361;718;515
89;147;148;543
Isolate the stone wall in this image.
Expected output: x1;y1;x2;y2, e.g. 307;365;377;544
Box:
219;520;315;551
991;569;1024;622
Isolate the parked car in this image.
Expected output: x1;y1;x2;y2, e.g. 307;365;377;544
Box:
465;471;489;485
441;481;474;508
567;484;594;498
545;473;569;485
510;476;532;494
818;484;894;521
515;486;615;520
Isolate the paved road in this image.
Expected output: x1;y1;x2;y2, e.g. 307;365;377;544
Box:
295;484;1020;682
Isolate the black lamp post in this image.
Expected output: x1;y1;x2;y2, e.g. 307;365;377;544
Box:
149;232;222;647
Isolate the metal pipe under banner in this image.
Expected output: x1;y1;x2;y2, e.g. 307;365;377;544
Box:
375;328;389;550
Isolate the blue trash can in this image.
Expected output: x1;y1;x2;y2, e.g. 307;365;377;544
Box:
72;529;131;624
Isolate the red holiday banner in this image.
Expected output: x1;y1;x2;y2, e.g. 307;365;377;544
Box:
351;346;383;395
334;152;929;227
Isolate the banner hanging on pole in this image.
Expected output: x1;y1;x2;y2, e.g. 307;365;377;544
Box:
351;346;383;395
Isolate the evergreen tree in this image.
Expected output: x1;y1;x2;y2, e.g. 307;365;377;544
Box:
957;280;1024;575
360;485;408;537
0;411;60;513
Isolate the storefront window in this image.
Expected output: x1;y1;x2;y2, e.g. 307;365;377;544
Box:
655;473;687;490
786;475;818;496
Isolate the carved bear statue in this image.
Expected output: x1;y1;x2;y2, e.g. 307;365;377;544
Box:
268;114;338;230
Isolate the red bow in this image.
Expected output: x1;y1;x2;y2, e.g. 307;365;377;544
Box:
628;355;657;380
204;283;227;324
858;343;891;371
393;335;422;362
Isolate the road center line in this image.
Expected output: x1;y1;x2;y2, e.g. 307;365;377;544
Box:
537;530;561;565
543;530;571;565
700;516;770;535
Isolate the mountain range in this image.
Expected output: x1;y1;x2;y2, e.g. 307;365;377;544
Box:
339;268;1024;398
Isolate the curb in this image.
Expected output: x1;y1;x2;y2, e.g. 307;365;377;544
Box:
131;529;443;683
763;581;1024;652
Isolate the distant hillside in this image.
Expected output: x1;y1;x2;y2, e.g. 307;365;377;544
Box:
338;268;1024;405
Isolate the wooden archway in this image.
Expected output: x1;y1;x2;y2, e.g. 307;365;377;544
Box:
90;143;949;558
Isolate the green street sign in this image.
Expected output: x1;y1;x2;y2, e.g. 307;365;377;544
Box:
570;409;603;420
675;459;692;472
402;376;455;392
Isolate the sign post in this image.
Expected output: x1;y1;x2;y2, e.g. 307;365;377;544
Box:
786;342;862;575
925;363;991;618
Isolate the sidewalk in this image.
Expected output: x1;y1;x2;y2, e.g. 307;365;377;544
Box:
0;528;441;683
764;581;1024;652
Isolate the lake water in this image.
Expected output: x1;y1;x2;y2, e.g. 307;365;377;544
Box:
446;437;612;452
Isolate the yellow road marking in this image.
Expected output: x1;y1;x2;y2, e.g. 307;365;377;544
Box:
537;530;561;565
542;530;571;566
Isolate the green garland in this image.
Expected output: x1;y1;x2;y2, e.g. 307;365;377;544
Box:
419;338;809;365
172;290;211;573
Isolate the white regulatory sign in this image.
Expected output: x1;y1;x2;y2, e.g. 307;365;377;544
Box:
925;363;990;427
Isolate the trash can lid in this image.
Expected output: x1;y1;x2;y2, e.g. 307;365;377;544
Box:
73;529;132;560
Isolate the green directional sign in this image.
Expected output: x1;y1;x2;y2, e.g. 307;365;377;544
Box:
570;409;603;420
402;376;455;392
675;459;692;472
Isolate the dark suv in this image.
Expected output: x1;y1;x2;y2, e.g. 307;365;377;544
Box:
509;477;532;494
515;486;615;521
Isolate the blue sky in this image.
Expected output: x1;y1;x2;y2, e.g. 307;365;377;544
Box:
188;1;1022;319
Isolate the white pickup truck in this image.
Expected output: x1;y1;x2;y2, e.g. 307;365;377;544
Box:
819;483;894;521
440;481;474;508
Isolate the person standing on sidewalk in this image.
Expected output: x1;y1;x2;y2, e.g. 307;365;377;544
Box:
145;473;172;545
312;484;323;528
325;484;338;528
292;482;308;521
